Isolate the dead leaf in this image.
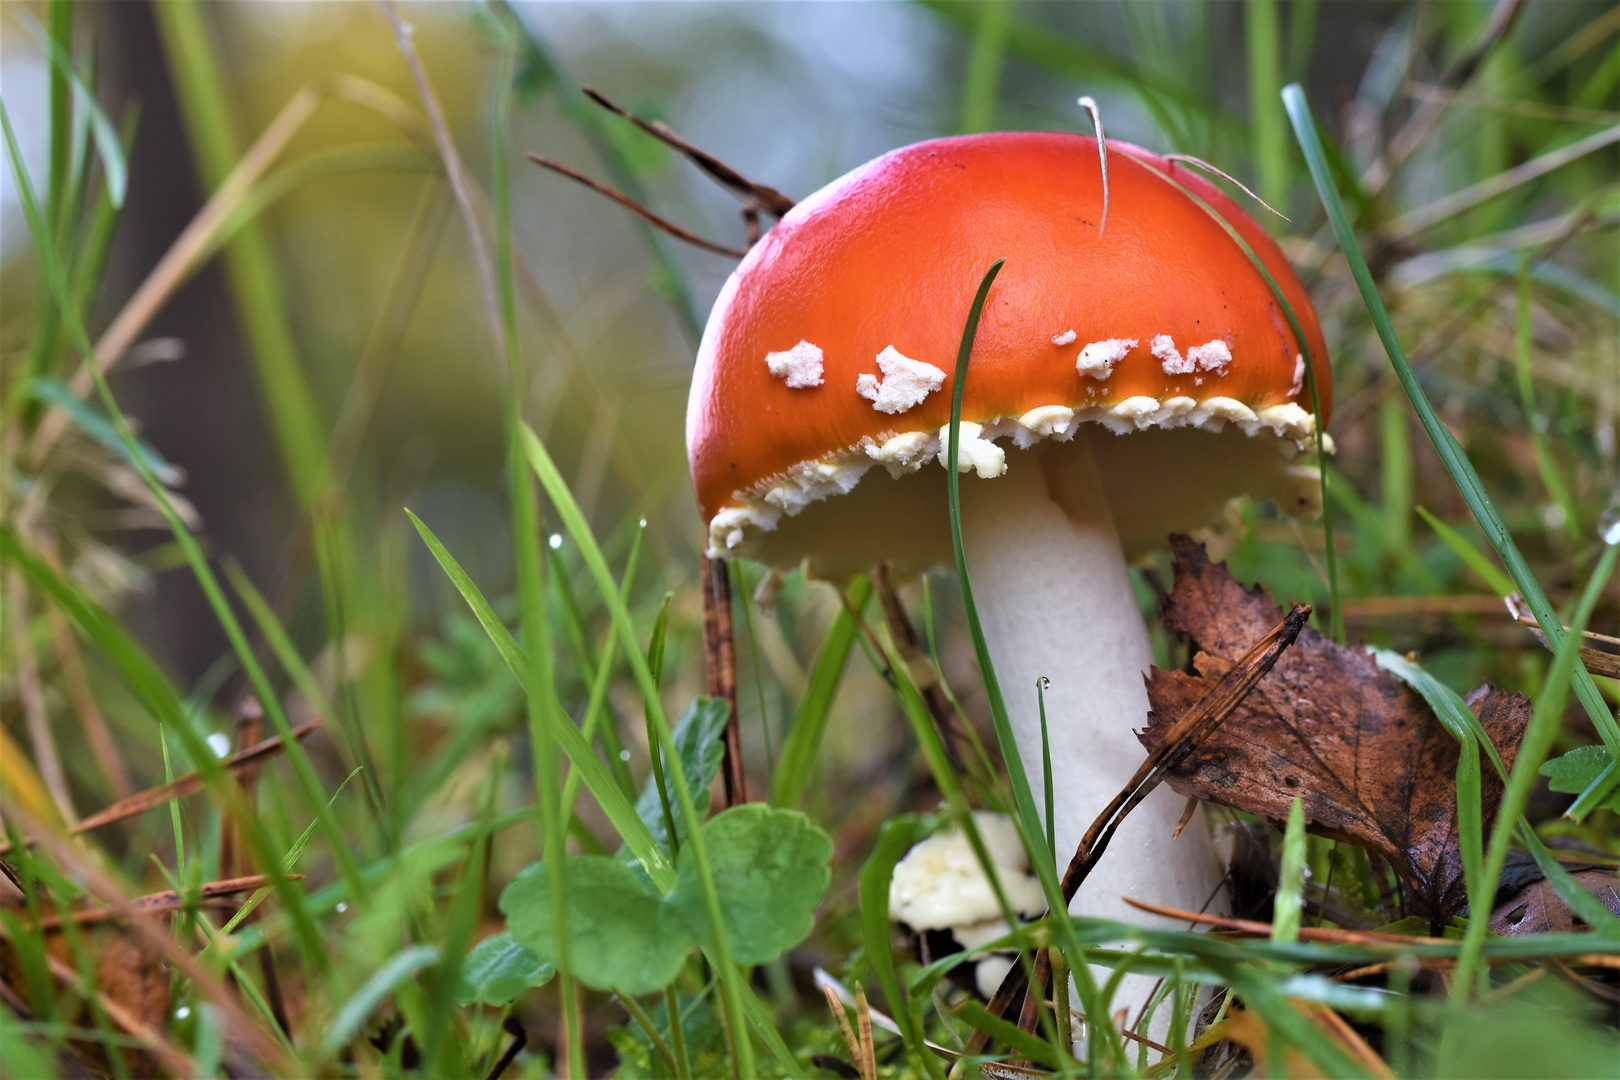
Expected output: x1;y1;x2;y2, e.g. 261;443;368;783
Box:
1139;536;1531;923
1490;870;1620;936
94;931;170;1078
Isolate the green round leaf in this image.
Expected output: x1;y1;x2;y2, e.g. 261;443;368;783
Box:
669;805;833;964
500;856;692;994
455;931;554;1006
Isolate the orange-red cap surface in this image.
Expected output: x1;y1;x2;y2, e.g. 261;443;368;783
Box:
687;132;1330;561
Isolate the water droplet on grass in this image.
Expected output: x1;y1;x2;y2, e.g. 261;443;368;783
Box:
1600;506;1620;546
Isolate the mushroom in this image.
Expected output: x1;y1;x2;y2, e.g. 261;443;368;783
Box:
889;812;1048;1000
686;133;1331;1019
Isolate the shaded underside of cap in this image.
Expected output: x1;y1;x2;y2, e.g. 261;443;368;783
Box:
716;424;1321;578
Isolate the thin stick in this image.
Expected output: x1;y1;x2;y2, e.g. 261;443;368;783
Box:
581;88;795;217
526;152;747;258
379;0;509;367
822;983;864;1067
1164;154;1290;219
1077;96;1108;236
19;874;297;930
12;802;291;1071
1120;897;1449;947
8;572;76;824
46;594;132;798
60;718;322;838
1058;604;1312;903
702;557;745;805
989;603;1311;1048
486;1017;528;1080
854;983;876;1080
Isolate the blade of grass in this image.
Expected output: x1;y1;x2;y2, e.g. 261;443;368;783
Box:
857;815;944;1080
1451;539;1620;999
521;424;753;1075
1379;395;1412;556
1037;677;1055;870
960;0;1012;134
941;259;1119;1068
404;511;670;886
1514;252;1580;543
1245;0;1288;215
1;107;342;966
13;4;126;211
1377;647;1620;935
1415;507;1517;596
486;17;584;1073
1273;797;1307;945
878;634;1075;1067
562;524;644;813
1284;82;1620;757
731;562;776;793
645;590;681;855
152;0;326;504
772;575;871;809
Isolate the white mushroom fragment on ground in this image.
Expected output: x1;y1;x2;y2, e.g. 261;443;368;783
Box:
888;812;1047;999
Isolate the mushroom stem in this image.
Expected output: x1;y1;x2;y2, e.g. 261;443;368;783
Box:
958;429;1223;1028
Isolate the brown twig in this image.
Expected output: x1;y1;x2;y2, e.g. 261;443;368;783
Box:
1362;0;1526;196
989;604;1311;1049
60;719;322;839
10;802;292;1072
17;874;298;931
1120;897;1444;947
1059;604;1313;903
580;88;796;218
9;572;76;824
702;558;745;805
526;153;748;258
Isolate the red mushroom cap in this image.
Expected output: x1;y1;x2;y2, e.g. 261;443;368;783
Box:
687;132;1331;570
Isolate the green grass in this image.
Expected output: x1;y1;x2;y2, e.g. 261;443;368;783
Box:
1;1;1616;1077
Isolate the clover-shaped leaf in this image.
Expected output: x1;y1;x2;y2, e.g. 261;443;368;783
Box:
455;932;554;1006
501;856;687;994
668;804;834;964
1541;746;1620;813
499;804;833;993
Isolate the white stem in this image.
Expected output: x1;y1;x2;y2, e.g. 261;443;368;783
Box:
958;430;1223;1030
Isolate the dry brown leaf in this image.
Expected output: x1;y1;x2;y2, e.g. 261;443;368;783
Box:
1138;536;1531;922
94;931;170;1079
1490;869;1620;936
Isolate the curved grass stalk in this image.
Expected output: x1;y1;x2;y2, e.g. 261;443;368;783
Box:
521;426;754;1077
2;97;362;956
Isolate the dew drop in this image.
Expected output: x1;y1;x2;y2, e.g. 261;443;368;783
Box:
548;534;563;550
1600;506;1620;546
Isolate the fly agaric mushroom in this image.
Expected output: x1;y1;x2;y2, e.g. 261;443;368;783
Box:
686;133;1330;1015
